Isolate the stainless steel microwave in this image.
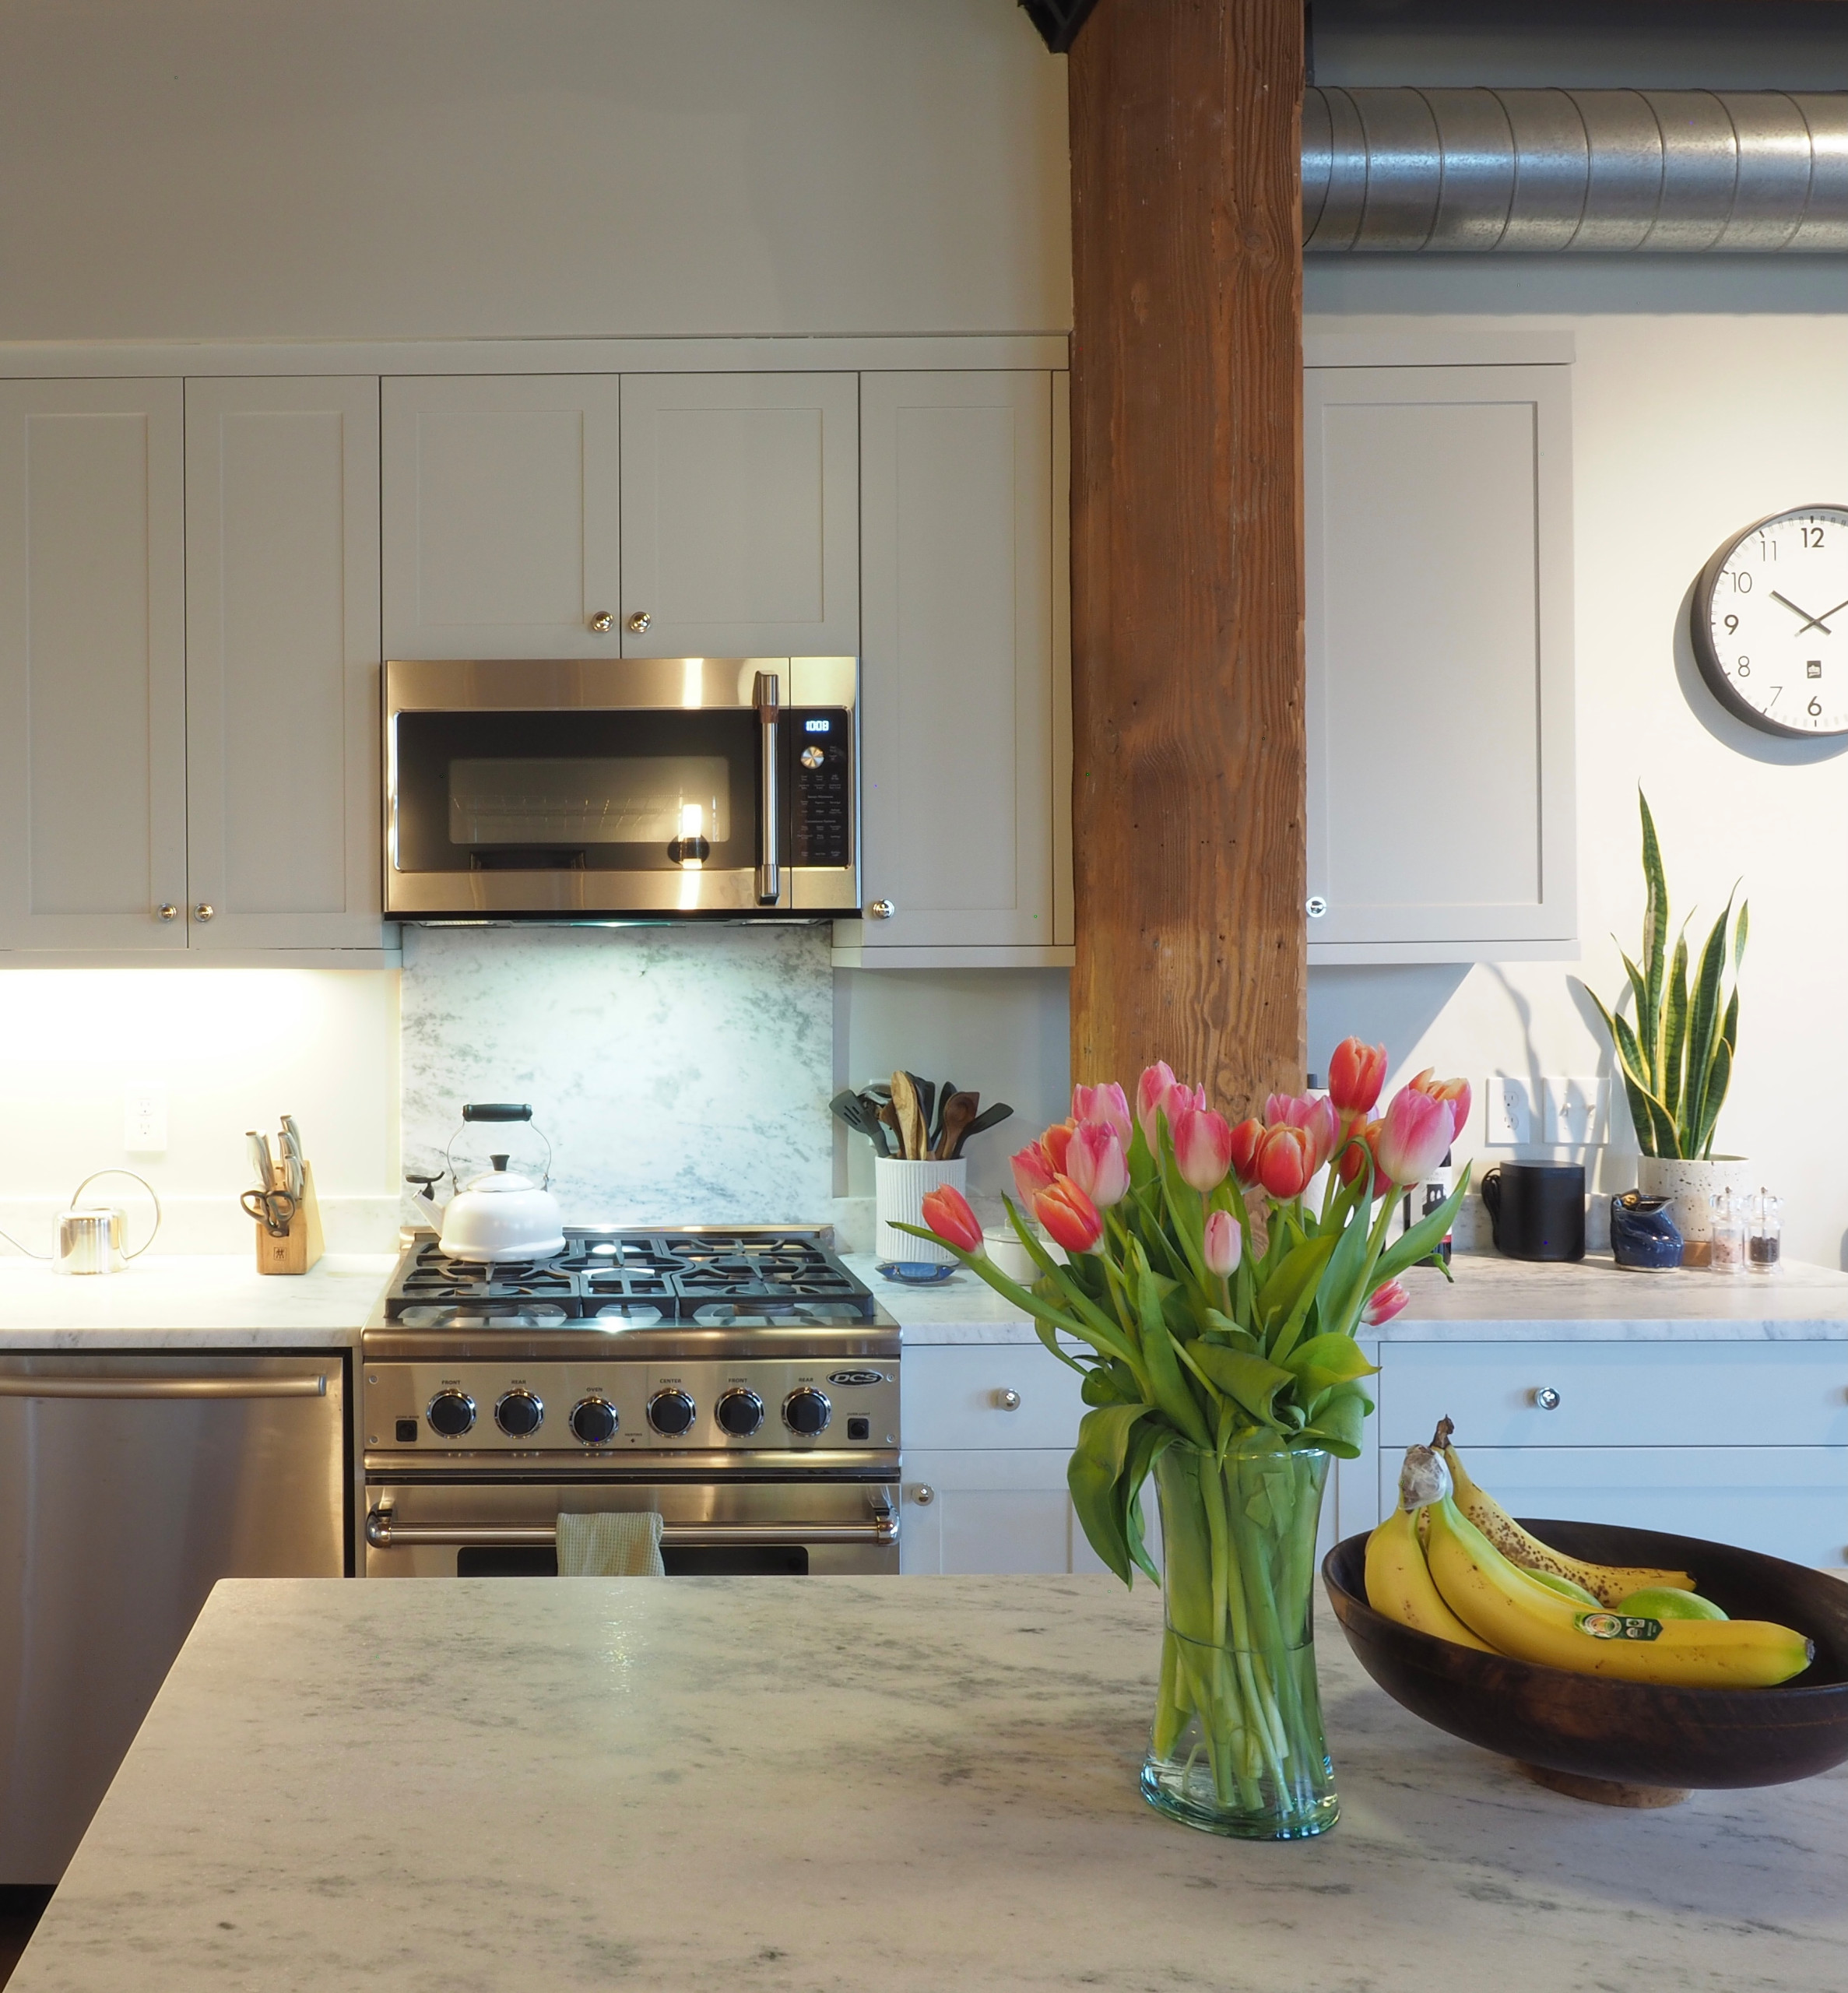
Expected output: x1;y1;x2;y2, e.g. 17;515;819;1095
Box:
384;657;859;919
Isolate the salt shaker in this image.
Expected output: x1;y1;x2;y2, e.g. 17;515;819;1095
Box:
1708;1189;1745;1274
1747;1190;1783;1274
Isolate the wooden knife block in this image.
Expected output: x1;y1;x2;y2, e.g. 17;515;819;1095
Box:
255;1161;325;1276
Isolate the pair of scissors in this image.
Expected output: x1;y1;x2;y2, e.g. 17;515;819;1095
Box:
241;1187;298;1239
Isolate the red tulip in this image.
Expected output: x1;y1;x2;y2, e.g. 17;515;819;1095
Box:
1010;1141;1057;1206
1327;1038;1388;1116
1362;1278;1410;1328
1172;1106;1235;1192
1256;1123;1316;1200
1264;1091;1340;1173
921;1183;984;1255
1373;1086;1453;1186
1135;1063;1179;1146
1203;1207;1243;1277
1336;1118;1386;1194
1034;1176;1104;1255
1066;1121;1129;1207
1042;1122;1075;1176
1072;1081;1132;1145
1228;1117;1266;1186
1407;1068;1472;1144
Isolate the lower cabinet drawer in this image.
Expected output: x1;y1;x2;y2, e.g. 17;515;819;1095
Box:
899;1449;1110;1576
1379;1341;1848;1450
1381;1443;1848;1569
901;1344;1087;1450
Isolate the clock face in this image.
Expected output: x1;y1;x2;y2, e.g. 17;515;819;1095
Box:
1692;506;1848;737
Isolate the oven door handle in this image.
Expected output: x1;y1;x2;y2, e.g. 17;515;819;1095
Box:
366;1499;898;1550
754;670;781;906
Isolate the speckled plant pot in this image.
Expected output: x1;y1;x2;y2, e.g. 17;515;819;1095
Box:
1635;1155;1752;1267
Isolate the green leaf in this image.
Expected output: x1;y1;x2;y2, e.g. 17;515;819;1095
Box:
1311;1185;1378;1338
1199;1309;1260;1352
1080;1362;1135;1407
1597;1002;1678;1157
1119;1421;1173;1584
1695;1035;1732;1159
1255;1234;1338;1339
1639;790;1669;1072
1283;1331;1380;1399
1734;898;1749;974
1681;888;1736;1159
1066;1403;1154;1584
1185;1341;1295;1427
1661;924;1690;1120
1130;1244;1213;1449
1373;1166;1474;1284
1297;1383;1373;1460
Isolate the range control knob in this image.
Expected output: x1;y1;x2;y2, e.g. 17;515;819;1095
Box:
648;1388;697;1436
715;1388;765;1437
782;1387;832;1437
570;1397;619;1445
494;1389;543;1438
427;1389;476;1439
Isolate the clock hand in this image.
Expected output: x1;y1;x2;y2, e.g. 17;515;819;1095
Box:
1794;596;1848;637
1770;589;1829;630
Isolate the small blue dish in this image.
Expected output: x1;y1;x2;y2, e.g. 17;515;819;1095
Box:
877;1260;959;1286
1610;1191;1683;1271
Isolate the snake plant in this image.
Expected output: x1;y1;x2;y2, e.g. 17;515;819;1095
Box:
1587;793;1747;1160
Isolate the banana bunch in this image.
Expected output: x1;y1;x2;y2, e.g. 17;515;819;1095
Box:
1365;1440;1815;1690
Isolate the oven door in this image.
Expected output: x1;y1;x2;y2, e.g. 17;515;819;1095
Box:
364;1475;899;1577
385;656;859;917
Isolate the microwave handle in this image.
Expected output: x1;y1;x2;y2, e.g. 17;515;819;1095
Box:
754;671;781;905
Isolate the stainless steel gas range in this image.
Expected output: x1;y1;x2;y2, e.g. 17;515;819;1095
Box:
360;1227;899;1576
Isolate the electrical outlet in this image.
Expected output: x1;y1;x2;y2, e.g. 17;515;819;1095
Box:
1542;1075;1608;1147
124;1084;168;1154
1484;1075;1532;1145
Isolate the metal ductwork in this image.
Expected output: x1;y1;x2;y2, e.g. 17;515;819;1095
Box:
1304;89;1848;251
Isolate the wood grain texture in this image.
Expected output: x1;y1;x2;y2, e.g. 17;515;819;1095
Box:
1068;0;1306;1120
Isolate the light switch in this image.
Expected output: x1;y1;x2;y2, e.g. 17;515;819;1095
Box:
1484;1075;1532;1146
124;1084;168;1154
1542;1075;1608;1147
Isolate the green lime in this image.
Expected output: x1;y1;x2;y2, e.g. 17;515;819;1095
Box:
1614;1585;1727;1622
1523;1567;1602;1608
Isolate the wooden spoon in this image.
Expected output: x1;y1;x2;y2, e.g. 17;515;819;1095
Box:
890;1070;928;1161
933;1091;978;1160
950;1101;1015;1157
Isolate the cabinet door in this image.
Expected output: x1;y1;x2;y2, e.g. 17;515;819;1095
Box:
0;381;188;949
900;1450;1112;1576
185;378;384;950
381;376;621;659
618;372;858;659
858;372;1056;949
1304;364;1575;958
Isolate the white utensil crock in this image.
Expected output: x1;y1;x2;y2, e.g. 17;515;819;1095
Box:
874;1158;968;1266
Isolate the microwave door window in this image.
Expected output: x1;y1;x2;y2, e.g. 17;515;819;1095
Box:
449;757;729;863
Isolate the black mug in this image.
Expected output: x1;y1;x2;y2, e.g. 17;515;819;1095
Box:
1480;1162;1586;1262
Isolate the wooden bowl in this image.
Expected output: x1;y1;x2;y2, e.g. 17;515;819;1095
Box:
1323;1519;1848;1794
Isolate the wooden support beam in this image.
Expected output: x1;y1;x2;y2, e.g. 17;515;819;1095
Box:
1068;0;1308;1116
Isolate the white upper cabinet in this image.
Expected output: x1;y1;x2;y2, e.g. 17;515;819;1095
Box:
184;378;384;950
846;370;1070;965
619;373;859;658
1304;360;1576;961
381;376;622;659
0;381;188;951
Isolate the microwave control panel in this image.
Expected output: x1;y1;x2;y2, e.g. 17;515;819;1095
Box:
788;709;853;868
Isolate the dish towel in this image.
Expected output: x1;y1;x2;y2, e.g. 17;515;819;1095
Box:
556;1510;666;1576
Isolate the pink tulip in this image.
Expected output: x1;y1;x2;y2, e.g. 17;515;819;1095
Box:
1072;1081;1132;1145
1034;1177;1104;1255
1407;1068;1473;1144
1228;1117;1266;1186
1264;1092;1340;1173
922;1183;985;1255
1203;1208;1243;1277
1336;1118;1387;1196
1135;1063;1179;1146
1010;1141;1057;1206
1327;1038;1389;1116
1256;1124;1316;1200
1065;1121;1129;1207
1042;1123;1075;1176
1172;1106;1235;1192
1373;1086;1453;1186
1362;1278;1410;1328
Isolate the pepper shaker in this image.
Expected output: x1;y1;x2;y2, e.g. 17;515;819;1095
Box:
1746;1190;1783;1274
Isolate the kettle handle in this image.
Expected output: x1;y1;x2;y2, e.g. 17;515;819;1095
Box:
462;1103;532;1123
445;1115;553;1191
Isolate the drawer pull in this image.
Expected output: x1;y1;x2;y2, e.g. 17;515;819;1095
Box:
994;1389;1021;1411
1533;1387;1562;1411
912;1484;936;1506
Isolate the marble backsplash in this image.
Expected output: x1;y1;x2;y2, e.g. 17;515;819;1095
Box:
399;924;834;1228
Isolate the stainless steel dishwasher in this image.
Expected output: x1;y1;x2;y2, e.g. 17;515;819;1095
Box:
0;1352;346;1882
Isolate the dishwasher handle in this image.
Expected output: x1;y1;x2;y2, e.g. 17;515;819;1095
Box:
0;1374;327;1401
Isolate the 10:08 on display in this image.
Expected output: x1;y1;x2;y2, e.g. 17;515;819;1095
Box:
1692;505;1848;738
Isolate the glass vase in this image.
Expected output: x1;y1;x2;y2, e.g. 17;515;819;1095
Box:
1140;1439;1338;1840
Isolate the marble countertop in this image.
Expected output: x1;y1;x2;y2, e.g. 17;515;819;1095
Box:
855;1249;1848;1343
16;1573;1846;1991
0;1253;395;1347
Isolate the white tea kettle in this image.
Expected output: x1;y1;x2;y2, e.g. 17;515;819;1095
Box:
409;1104;566;1263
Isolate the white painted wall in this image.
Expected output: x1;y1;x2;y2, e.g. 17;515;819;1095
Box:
0;0;1069;342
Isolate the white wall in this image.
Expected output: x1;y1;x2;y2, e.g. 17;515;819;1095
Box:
0;0;1069;342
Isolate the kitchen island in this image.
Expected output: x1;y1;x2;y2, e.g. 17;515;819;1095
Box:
12;1574;1846;1991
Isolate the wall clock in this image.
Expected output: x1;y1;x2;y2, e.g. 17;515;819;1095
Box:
1692;505;1848;736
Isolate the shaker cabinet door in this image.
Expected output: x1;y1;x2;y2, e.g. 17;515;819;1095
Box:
898;1450;1112;1576
618;372;859;659
184;378;385;950
381;375;622;659
853;371;1062;955
1304;363;1576;961
0;380;188;951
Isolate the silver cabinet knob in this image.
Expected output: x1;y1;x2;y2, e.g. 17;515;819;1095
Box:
193;904;215;923
993;1388;1021;1411
868;898;896;920
627;611;652;634
588;611;613;633
1306;895;1329;918
912;1484;936;1506
156;904;179;922
1534;1387;1562;1411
